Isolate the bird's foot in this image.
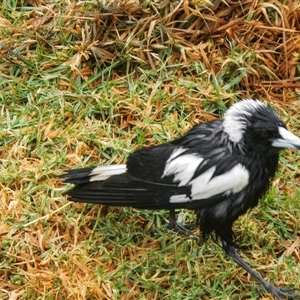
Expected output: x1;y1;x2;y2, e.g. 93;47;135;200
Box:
166;209;198;237
149;222;197;237
149;209;199;238
166;220;197;237
224;242;300;300
255;285;300;300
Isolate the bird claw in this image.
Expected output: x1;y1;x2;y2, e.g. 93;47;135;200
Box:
149;220;199;238
166;221;197;237
255;285;300;299
272;287;300;300
224;243;300;300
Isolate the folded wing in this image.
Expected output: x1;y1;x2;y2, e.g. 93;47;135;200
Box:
61;123;250;210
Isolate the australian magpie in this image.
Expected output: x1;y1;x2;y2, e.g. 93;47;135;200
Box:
61;99;300;299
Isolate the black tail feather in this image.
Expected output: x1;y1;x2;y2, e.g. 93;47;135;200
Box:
60;167;96;184
61;167;190;210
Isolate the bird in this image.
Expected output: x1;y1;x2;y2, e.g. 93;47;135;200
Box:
60;99;300;299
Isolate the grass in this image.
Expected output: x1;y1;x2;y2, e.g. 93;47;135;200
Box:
0;0;300;299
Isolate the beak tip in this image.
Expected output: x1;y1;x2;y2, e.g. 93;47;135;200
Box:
276;127;300;150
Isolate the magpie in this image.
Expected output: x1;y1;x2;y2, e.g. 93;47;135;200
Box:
61;99;300;299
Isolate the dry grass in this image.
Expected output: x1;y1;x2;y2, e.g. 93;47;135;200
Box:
0;0;300;299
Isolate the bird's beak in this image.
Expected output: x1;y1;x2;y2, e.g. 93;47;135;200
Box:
272;126;300;149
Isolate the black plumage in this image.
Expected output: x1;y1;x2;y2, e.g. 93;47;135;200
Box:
61;99;300;299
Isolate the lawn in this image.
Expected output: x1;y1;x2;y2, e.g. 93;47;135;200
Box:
0;0;300;299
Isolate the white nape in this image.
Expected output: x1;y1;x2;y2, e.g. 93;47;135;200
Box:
223;99;267;143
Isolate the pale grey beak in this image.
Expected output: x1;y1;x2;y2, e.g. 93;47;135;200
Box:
272;127;300;149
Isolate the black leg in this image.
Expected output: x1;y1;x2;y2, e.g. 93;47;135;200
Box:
150;209;197;237
223;241;300;300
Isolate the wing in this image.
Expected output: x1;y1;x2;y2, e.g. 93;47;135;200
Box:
61;163;193;209
62;121;249;210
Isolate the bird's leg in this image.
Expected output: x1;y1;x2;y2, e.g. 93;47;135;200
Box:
223;241;300;300
166;209;197;237
150;209;197;237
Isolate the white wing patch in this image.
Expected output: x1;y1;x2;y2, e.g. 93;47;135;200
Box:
162;147;204;186
169;163;249;203
190;163;249;199
169;194;190;203
90;164;127;181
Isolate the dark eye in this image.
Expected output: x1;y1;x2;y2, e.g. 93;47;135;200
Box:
259;130;270;138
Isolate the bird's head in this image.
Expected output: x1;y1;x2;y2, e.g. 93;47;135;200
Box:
223;99;300;152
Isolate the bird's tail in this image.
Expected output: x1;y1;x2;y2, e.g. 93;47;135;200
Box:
60;164;180;209
60;164;127;184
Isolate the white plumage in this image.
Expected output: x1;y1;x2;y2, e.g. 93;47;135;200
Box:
169;163;249;203
162;148;204;186
223;99;266;142
90;164;127;181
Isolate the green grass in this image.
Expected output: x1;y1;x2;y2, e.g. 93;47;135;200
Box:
0;0;300;299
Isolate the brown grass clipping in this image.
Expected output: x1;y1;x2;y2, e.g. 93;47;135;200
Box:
65;0;300;102
1;0;300;102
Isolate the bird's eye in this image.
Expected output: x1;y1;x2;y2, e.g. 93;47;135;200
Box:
259;130;270;138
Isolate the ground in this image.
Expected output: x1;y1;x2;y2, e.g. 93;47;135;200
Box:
0;1;300;299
